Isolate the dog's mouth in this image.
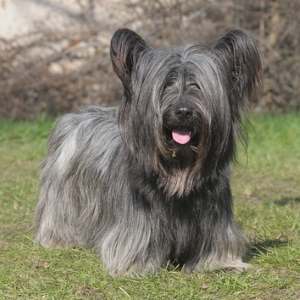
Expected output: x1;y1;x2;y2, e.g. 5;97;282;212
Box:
162;110;202;149
164;126;198;146
171;129;192;145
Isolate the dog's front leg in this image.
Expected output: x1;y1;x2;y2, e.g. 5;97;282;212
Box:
184;222;249;273
96;216;168;277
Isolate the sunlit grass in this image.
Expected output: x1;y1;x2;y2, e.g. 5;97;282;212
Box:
0;113;299;299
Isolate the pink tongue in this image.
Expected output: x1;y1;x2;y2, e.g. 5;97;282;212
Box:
172;130;192;144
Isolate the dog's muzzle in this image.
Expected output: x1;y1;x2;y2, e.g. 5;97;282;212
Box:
163;106;200;147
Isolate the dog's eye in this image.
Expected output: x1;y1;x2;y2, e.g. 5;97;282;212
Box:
189;83;200;90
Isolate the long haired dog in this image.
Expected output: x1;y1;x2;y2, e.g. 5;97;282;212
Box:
35;28;261;276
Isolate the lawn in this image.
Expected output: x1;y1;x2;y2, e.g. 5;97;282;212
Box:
0;113;299;299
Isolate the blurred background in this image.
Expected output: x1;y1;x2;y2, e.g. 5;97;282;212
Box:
0;0;299;119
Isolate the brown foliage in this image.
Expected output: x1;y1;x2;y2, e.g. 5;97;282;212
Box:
0;0;299;119
0;28;121;118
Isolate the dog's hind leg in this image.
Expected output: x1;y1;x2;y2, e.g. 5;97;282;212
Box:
35;116;82;248
35;178;81;248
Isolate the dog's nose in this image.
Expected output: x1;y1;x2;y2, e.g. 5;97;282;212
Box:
175;107;193;119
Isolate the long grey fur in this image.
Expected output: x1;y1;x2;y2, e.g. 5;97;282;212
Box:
35;28;261;276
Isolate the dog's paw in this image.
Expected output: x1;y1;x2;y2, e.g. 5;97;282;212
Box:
191;257;252;273
222;261;252;273
107;261;162;277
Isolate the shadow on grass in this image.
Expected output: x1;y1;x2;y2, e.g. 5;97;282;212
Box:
245;239;288;261
273;197;300;206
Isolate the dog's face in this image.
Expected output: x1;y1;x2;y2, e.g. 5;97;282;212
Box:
110;29;261;186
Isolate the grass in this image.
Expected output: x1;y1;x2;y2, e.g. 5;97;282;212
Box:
0;113;299;299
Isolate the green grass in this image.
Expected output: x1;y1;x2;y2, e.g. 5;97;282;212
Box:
0;114;299;299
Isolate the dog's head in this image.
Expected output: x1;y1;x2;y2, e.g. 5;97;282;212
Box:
111;28;261;196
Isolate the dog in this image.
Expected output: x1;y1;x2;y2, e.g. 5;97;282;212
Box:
35;28;261;276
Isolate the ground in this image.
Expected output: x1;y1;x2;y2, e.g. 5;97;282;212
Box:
0;113;299;299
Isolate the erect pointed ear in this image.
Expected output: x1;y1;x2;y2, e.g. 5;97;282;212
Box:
110;28;148;94
214;29;262;117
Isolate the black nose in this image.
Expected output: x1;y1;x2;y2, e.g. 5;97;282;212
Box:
175;107;193;119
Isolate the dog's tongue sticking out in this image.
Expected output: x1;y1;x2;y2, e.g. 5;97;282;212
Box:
172;130;192;145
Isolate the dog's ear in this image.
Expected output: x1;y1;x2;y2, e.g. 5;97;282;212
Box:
214;29;262;118
110;28;148;94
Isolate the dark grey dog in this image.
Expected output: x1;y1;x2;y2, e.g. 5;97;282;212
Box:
35;28;261;276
